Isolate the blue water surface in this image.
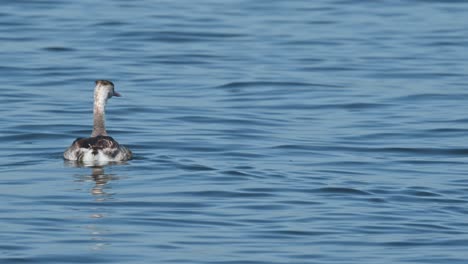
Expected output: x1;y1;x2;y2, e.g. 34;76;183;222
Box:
2;1;468;263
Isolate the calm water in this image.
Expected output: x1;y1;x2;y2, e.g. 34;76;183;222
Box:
2;1;468;263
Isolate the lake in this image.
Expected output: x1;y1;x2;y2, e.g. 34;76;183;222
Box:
1;1;468;263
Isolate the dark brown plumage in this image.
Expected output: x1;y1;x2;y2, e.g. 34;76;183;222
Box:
67;135;132;161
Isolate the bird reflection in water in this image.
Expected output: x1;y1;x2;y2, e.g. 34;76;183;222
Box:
65;161;129;250
90;166;112;198
65;160;127;198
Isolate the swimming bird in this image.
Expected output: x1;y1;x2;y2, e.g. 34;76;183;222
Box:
63;80;132;162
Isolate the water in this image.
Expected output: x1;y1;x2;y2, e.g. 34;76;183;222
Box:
1;1;468;263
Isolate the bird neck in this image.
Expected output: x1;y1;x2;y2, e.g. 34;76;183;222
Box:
91;92;108;137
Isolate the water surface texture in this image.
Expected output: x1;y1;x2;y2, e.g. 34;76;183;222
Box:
2;1;468;263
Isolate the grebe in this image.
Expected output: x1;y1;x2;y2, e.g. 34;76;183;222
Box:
63;80;132;162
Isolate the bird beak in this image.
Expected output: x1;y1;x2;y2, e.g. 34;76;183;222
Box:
114;91;122;97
